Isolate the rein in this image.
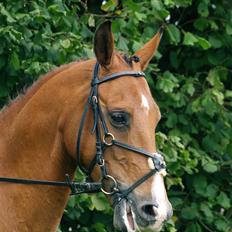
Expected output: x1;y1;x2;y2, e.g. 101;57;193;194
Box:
0;62;166;204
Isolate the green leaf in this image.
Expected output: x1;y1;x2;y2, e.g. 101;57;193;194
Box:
212;89;224;105
197;2;209;17
209;20;218;30
134;12;146;21
10;52;20;70
194;18;209;31
197;36;211;50
0;3;16;23
181;205;198;220
91;195;107;211
60;39;71;49
216;192;231;209
92;223;107;232
186;83;195;96
166;177;184;189
183;32;198;46
200;203;213;219
170;197;183;208
166;113;177;128
88;15;95;27
201;94;218;117
151;0;164;10
209;35;223;48
206;184;218;199
203;162;218;173
193;175;207;195
185;223;202;232
164;0;175;8
174;0;192;7
48;4;66;15
157;71;179;93
215;219;230;231
68;197;76;208
225;90;232;98
166;24;181;44
226;24;232;35
117;36;128;51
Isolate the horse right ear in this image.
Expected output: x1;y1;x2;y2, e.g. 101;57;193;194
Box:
94;21;114;67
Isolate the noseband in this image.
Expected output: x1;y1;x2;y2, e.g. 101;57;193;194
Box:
0;62;166;205
77;62;166;204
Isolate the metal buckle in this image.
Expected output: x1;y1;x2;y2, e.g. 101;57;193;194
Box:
92;96;98;104
98;158;105;167
100;174;119;195
103;133;115;146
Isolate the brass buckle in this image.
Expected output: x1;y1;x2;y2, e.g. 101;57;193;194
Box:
103;133;115;146
100;175;119;195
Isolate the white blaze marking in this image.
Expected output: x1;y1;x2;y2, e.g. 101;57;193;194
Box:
141;94;150;112
151;173;168;222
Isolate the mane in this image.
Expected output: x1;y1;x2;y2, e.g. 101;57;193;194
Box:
0;60;82;119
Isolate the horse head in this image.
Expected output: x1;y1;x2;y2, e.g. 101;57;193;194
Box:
66;21;173;232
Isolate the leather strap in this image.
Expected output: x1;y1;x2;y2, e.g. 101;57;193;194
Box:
0;175;102;194
91;71;145;86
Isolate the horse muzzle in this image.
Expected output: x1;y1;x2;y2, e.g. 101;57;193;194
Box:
113;194;173;232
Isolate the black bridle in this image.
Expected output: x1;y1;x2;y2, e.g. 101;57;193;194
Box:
76;62;166;204
0;61;166;205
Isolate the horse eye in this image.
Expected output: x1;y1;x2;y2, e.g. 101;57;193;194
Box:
109;111;130;128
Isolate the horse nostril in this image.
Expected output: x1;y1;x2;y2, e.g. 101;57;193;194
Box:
141;204;157;218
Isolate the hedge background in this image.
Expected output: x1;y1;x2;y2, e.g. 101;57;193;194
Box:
0;0;231;231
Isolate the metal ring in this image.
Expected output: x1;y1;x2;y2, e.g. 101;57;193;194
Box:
100;175;118;195
103;133;115;146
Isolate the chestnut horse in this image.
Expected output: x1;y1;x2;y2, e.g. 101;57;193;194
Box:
0;22;172;232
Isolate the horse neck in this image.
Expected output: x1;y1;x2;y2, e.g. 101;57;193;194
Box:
0;59;94;232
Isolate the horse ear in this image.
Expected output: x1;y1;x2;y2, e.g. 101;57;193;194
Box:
94;21;114;67
134;27;163;70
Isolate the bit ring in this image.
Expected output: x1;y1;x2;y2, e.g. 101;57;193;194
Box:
100;175;118;195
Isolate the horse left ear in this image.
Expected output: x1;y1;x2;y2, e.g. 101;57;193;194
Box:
94;21;114;67
134;27;163;70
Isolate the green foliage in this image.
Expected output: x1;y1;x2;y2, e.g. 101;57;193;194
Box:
1;0;232;231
